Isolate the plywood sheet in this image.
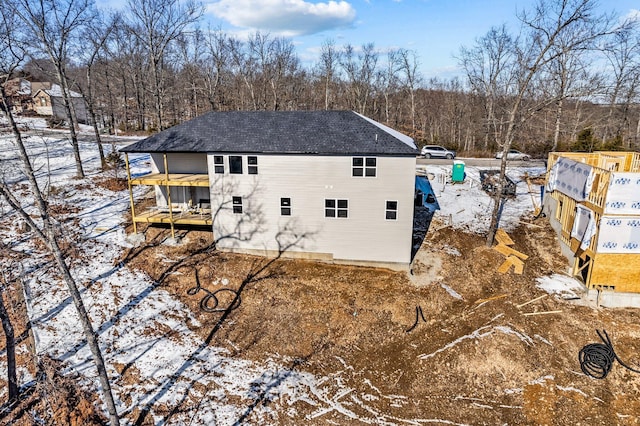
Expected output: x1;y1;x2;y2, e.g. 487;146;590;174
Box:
494;243;529;260
496;229;514;246
589;253;640;292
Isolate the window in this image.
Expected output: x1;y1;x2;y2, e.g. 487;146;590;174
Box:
280;198;291;216
352;157;376;177
385;201;398;220
556;198;563;220
248;156;258;174
325;199;348;218
230;156;243;174
214;156;224;174
232;196;243;214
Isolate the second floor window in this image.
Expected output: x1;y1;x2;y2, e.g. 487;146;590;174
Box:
229;156;242;174
214;156;224;174
352;157;377;177
248;156;258;174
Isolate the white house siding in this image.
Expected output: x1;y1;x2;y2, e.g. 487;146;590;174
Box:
151;153;210;208
207;154;416;265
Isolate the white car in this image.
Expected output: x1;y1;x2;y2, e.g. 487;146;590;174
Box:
421;145;456;159
495;149;531;161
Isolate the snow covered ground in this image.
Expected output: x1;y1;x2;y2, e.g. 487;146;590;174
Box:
0;119;585;424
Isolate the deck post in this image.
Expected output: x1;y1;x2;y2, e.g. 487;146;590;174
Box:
163;153;175;239
124;153;137;234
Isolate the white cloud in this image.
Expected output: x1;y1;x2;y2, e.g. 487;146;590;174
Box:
207;0;357;36
626;9;640;22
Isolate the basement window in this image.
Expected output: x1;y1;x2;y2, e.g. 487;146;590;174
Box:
385;201;398;220
352;157;376;177
248;156;258;174
230;156;243;174
325;199;348;218
214;155;224;174
232;196;243;214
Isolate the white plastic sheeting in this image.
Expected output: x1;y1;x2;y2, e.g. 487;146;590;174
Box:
546;157;594;201
604;172;640;215
597;216;640;254
571;204;597;250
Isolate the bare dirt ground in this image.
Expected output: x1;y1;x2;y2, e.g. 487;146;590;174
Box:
119;217;640;425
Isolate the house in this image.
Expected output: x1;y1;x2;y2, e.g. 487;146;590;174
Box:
1;78;32;113
544;151;640;293
121;110;419;267
32;83;88;124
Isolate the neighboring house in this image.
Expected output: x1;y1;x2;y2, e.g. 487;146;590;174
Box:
1;78;31;113
32;83;88;124
544;151;640;293
121;110;419;267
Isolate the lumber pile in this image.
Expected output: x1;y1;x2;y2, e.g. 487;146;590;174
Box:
494;229;528;275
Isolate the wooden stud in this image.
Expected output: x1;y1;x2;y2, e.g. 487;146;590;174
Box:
523;310;562;317
516;294;547;309
124;153;137;234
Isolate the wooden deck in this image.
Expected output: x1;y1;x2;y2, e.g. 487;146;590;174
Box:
133;208;213;226
130;173;210;187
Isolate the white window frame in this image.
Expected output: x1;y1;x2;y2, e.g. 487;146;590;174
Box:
229;156;243;174
232;196;243;214
280;197;291;216
248;156;258;175
385;200;398;220
352;157;377;178
325;198;349;218
213;155;224;174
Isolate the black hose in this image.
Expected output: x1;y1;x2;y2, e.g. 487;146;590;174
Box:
579;329;640;379
406;306;427;332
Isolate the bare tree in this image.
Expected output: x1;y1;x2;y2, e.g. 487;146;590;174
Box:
202;28;230;111
459;24;515;152
14;0;98;179
600;24;640;146
398;48;421;134
318;39;340;110
126;0;203;130
341;43;378;115
0;4;119;423
460;0;620;245
76;12;120;168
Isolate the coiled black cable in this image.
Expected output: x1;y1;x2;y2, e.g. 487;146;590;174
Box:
579;329;640;379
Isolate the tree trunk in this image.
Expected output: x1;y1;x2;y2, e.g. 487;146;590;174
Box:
0;287;18;401
552;98;563;151
87;66;106;169
55;67;85;179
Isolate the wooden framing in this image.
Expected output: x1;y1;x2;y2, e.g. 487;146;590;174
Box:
546;151;640;292
125;153;213;238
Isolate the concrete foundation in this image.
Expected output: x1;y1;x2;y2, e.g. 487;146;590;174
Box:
584;289;640;309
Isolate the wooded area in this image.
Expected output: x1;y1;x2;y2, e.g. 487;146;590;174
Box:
4;0;640;158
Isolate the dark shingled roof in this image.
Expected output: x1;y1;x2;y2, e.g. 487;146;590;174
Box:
121;110;417;156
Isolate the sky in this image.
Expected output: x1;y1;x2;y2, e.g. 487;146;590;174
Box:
98;0;640;79
201;0;640;79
